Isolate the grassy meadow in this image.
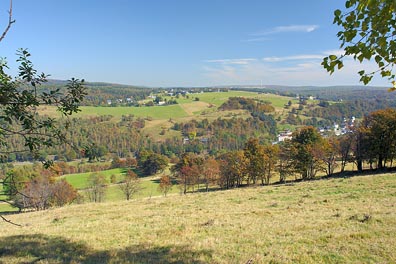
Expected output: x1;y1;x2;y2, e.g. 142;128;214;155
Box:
1;173;396;263
38;90;304;139
59;167;180;201
41;91;295;121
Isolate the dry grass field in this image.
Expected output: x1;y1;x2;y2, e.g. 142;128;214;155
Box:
1;173;396;263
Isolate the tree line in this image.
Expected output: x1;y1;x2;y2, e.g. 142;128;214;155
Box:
171;108;396;192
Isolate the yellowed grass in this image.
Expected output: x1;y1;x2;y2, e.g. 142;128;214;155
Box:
1;173;396;263
179;101;211;116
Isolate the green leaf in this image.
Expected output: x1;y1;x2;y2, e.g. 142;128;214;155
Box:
329;55;337;61
337;61;344;70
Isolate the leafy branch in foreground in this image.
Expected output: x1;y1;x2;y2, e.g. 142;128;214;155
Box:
0;49;86;224
0;49;87;166
323;0;396;87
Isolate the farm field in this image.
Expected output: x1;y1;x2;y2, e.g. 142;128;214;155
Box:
1;173;395;263
61;168;180;202
37;90;308;140
40;91;295;120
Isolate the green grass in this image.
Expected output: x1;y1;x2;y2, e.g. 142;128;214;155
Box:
102;177;179;202
75;104;189;120
172;91;294;108
40;90;310;123
60;167;179;202
0;203;17;212
1;173;396;263
60;168;126;189
40;91;300;139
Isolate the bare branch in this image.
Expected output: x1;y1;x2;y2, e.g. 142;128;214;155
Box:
0;214;21;226
0;0;15;43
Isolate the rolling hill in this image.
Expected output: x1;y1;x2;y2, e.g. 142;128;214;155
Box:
1;172;395;263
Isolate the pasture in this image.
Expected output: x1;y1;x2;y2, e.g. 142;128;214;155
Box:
1;173;395;263
37;90;300;140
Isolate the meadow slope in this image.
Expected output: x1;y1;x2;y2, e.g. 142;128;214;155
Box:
1;173;396;263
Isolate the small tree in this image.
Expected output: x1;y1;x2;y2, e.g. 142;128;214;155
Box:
320;137;339;176
52;179;78;207
119;170;140;200
21;174;54;211
218;150;247;189
202;158;220;191
290;126;325;180
87;173;107;203
141;153;169;175
158;175;172;196
262;145;279;185
278;142;295;183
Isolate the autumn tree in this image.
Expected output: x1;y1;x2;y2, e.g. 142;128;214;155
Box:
218;150;247;189
171;152;202;194
178;164;201;194
323;0;396;87
317;137;339;176
158;175;172;196
20;175;54;211
262;144;279;185
202;157;220;191
290;126;325;180
244;138;265;185
359;108;396;169
4;173;77;211
51;179;78;207
119;169;141;200
338;133;354;172
278;142;295;183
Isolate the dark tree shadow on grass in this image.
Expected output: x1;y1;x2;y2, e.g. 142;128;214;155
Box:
0;234;212;264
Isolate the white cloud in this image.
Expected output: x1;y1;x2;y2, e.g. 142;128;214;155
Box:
202;51;389;86
262;50;347;63
323;49;345;57
205;58;257;65
252;25;319;36
262;54;324;62
241;37;271;43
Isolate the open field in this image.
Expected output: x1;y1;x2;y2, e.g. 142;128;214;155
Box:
60;168;179;202
60;168;126;189
75;105;189;120
40;91;294;120
1;173;396;263
0;168;179;213
38;91;302;141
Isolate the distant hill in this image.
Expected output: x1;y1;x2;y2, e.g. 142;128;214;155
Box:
43;79;153;106
226;84;394;101
43;79;396;102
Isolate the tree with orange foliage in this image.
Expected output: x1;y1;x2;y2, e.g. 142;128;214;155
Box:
158;175;172;196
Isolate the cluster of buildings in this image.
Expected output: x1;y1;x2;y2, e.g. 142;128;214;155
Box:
106;97;133;105
333;116;355;136
276;116;356;143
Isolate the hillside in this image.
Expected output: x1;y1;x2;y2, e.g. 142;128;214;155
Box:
1;173;395;263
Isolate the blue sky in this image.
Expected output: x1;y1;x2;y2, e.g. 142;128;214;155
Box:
0;0;388;87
